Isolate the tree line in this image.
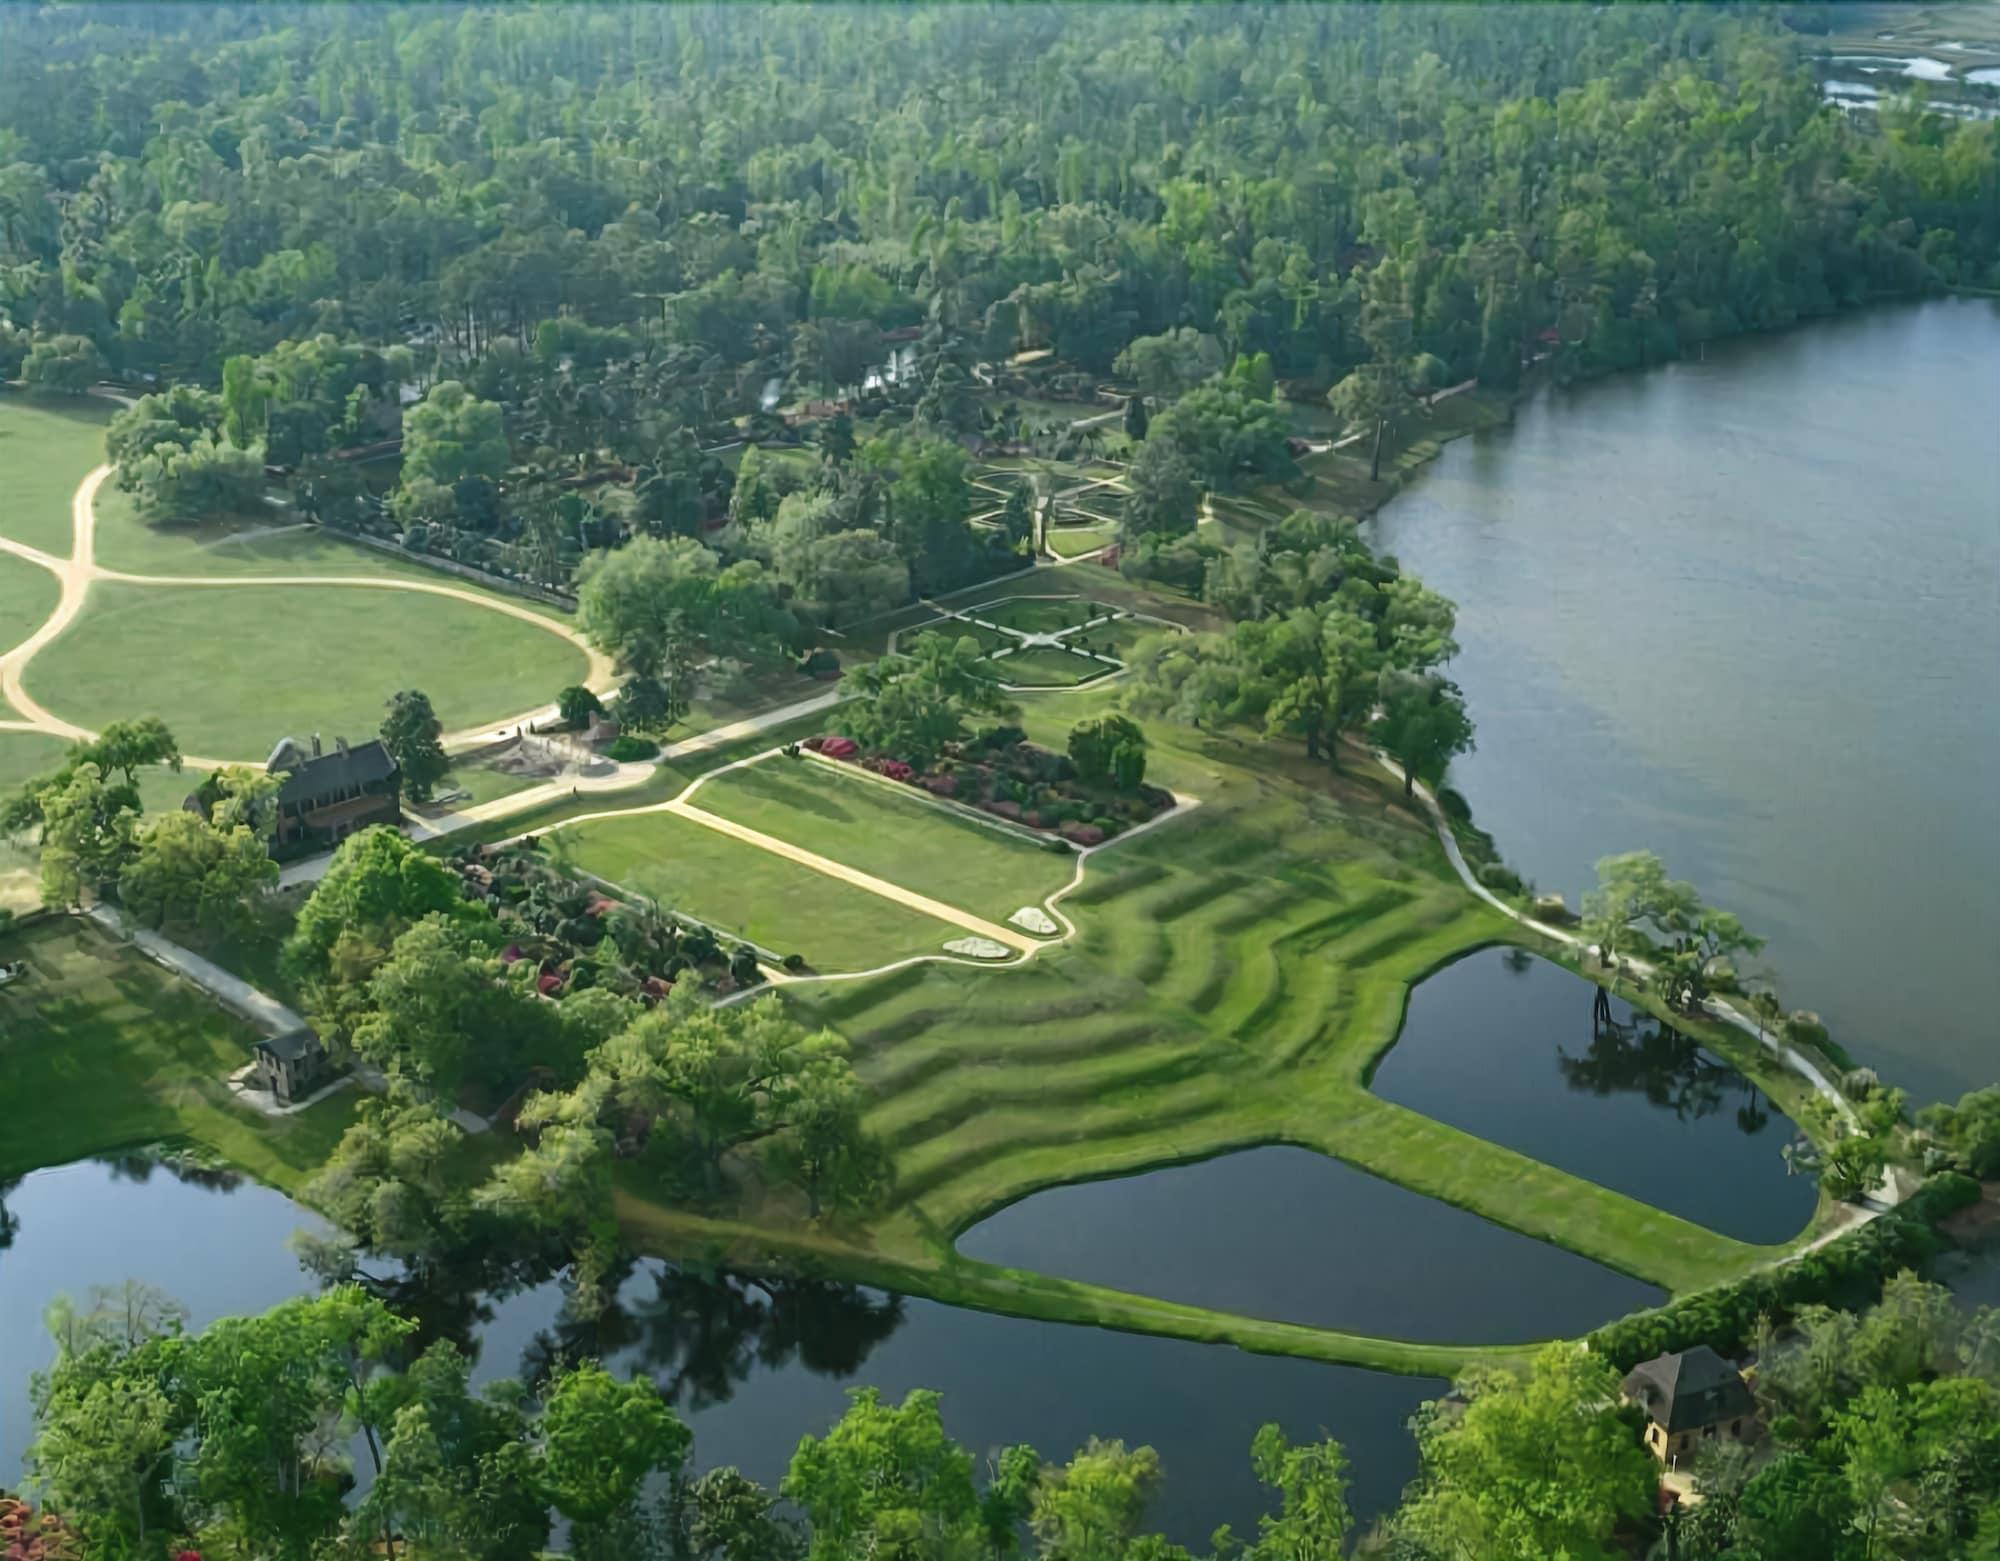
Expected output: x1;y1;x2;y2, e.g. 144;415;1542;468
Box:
14;1269;1995;1560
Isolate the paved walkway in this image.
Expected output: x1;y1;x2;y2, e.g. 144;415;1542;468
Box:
85;902;304;1035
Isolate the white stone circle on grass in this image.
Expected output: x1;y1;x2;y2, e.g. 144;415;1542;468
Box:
1009;906;1059;935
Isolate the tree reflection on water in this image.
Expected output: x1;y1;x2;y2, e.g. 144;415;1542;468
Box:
1562;997;1772;1136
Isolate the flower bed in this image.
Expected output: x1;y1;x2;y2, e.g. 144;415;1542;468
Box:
803;727;1173;843
452;841;767;997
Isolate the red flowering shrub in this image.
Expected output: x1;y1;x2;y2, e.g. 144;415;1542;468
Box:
1059;822;1106;846
820;736;859;759
986;800;1023;820
801;734;827;752
919;774;958;797
878;760;914;782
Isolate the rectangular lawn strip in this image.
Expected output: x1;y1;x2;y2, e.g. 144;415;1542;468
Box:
690;757;1073;925
0;914;352;1188
546;807;966;972
1046;523;1115;560
23;580;590;763
0;394;111;554
983;646;1109;687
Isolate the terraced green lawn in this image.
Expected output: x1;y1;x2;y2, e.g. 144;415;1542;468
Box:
547;807;965;971
736;710;1811;1328
691;757;1074;926
983;646;1111;687
0;393;111;554
0;915;352;1188
25;580;588;759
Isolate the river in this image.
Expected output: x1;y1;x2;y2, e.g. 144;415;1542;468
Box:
0;1159;1434;1542
1373;297;2000;1106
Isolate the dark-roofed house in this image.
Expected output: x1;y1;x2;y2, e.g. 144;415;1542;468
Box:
1622;1345;1758;1465
253;1027;330;1106
261;735;402;852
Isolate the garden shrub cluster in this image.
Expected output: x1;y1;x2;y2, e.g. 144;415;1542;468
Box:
1588;1173;1981;1370
452;841;763;999
801;724;1173;845
0;1495;78;1561
603;734;660;762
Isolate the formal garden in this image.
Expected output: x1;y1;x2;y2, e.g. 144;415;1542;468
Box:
893;592;1188;690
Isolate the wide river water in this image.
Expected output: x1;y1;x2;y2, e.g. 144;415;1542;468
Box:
1375;297;2000;1105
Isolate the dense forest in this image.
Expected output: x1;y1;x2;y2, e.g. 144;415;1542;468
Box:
0;3;1994;619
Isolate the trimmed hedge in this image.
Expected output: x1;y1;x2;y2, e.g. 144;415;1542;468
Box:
1589;1174;1980;1370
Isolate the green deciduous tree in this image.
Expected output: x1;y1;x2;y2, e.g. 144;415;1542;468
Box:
401;380;509;489
381;687;450;803
1376;669;1475;799
1120;438;1199;543
117;807;276;939
834;630;1015;767
1392;1345;1655;1561
784;1388;982;1561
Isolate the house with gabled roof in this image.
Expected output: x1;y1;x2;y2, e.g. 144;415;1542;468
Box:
1621;1344;1758;1465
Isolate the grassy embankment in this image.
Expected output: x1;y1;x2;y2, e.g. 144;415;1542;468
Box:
0;915;353;1190
603;686;1838;1374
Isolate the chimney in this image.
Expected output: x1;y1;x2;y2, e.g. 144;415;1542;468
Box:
311;733;322;757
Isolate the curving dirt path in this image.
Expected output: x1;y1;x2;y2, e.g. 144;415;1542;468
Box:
1;460;616;766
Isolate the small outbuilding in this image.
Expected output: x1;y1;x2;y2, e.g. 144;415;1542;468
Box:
253;1027;330;1107
1621;1345;1758;1465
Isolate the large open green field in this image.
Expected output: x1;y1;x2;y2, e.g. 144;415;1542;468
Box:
0;393;111;555
691;756;1074;925
0;915;352;1187
548;807;966;971
23;579;588;759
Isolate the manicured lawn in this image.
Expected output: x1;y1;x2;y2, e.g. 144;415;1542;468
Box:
691;757;1073;925
1047;522;1115;559
0;551;59;660
982;646;1111;687
548;807;965;971
432;754;547;808
0;915;352;1188
981;596;1103;635
1065;615;1171;663
25;580;589;760
905;615;1013;654
0;393;111;554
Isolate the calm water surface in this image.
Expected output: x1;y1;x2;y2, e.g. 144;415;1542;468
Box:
957;1145;1662;1337
0;1161;1432;1542
1369;951;1816;1244
1374;298;2000;1105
